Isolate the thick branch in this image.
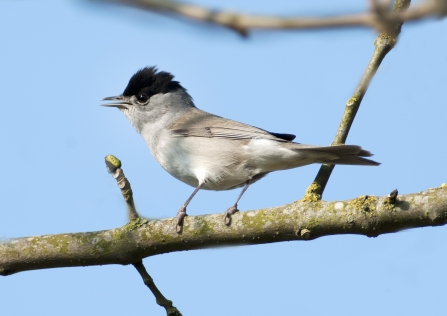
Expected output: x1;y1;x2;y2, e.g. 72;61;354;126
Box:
101;0;446;36
307;0;411;199
1;186;446;276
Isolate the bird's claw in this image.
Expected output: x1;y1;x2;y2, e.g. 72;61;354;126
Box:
176;206;188;233
224;205;239;225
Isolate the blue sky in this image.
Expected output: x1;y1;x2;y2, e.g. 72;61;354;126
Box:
1;1;446;315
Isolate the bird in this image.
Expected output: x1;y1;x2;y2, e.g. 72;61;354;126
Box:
102;66;379;231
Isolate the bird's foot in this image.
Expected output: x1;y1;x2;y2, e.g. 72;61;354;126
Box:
176;206;188;233
224;204;239;225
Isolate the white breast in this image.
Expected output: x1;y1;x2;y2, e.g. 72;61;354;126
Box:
144;129;253;190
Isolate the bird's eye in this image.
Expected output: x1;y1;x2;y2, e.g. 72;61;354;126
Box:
136;94;148;104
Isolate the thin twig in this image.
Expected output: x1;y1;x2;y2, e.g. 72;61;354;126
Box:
105;155;139;220
99;0;445;36
105;156;181;315
133;261;183;316
304;0;411;200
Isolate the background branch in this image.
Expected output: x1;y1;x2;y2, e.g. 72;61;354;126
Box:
101;0;446;36
1;185;446;275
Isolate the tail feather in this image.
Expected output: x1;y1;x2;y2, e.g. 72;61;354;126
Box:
325;155;380;166
298;145;380;166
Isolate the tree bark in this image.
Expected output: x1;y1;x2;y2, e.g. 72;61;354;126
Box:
1;186;446;276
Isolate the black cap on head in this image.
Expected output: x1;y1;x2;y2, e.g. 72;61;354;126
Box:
123;66;183;97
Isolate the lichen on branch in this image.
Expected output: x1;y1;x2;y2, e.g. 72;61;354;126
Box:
1;185;446;276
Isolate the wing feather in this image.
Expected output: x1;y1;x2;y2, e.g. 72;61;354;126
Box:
168;109;296;142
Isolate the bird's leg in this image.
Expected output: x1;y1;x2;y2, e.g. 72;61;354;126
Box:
224;182;250;224
176;183;203;232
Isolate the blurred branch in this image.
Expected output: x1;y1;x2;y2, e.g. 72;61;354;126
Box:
304;0;410;200
1;185;447;275
101;0;446;36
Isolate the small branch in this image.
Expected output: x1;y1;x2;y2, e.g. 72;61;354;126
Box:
307;0;411;198
133;261;183;316
106;156;180;315
105;155;139;221
99;0;446;36
1;185;446;275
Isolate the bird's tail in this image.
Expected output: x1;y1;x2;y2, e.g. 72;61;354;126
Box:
297;145;380;166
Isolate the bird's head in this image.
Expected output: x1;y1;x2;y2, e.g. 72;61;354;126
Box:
102;66;193;133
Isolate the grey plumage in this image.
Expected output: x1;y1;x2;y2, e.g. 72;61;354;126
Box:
168;107;378;166
102;67;379;229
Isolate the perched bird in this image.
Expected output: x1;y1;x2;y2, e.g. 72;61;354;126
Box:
102;67;379;230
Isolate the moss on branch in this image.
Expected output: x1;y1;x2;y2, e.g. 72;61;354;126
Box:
1;185;446;276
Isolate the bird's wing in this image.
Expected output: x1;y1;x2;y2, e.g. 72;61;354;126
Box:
168;109;296;142
171;126;296;141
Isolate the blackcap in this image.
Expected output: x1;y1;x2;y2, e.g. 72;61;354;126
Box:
102;67;379;231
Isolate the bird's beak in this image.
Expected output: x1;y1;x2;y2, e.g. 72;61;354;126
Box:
101;95;131;110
